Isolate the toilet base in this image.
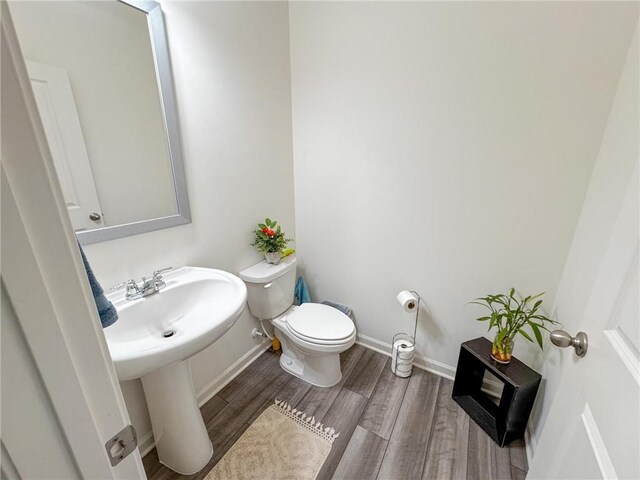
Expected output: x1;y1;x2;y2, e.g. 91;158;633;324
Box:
276;331;343;387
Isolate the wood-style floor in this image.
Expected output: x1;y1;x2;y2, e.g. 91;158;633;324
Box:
143;345;528;480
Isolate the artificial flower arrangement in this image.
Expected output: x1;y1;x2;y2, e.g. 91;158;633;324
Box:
250;218;293;264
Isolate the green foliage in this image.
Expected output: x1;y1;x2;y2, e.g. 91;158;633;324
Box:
250;218;293;254
471;288;560;350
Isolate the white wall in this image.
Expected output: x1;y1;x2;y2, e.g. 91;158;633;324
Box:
9;1;176;227
82;1;295;445
529;19;639;457
289;1;638;373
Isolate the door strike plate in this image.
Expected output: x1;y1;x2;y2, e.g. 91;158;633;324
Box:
105;424;137;466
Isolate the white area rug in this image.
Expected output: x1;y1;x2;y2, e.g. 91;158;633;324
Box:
205;400;339;480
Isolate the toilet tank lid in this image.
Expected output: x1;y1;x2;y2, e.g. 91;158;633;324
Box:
239;255;296;283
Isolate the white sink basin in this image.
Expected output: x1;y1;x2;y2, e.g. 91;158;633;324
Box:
105;266;247;381
104;266;247;475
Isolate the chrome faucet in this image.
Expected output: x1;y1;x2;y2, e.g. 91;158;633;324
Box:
140;267;172;296
111;267;172;300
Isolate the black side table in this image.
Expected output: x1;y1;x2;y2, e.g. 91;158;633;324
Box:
452;337;541;447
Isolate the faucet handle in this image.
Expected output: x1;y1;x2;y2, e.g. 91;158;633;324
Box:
110;279;139;292
153;267;172;279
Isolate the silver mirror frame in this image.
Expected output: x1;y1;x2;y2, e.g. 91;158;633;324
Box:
77;0;190;245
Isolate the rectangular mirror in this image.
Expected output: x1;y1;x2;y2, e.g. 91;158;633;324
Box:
9;0;190;245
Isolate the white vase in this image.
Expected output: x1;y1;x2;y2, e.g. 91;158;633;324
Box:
264;252;281;264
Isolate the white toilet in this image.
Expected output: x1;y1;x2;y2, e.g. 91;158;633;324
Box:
239;256;356;387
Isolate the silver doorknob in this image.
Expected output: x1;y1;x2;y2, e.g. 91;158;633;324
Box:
89;212;102;221
550;330;588;357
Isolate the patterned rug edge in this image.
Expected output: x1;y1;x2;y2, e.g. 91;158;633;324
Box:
272;399;340;445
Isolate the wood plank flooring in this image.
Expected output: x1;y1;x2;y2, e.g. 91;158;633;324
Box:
143;345;528;480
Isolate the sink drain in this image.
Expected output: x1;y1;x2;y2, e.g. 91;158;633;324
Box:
162;330;176;338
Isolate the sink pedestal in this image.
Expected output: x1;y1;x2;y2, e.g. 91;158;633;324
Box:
141;360;213;474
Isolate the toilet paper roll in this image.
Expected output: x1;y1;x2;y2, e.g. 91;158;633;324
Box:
394;339;415;357
394;358;412;369
391;338;414;378
394;363;412;378
396;350;414;360
396;290;419;313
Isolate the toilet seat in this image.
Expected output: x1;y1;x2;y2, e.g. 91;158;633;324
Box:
286;303;355;345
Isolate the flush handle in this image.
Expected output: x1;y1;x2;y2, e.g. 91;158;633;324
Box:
89;212;102;221
550;330;588;357
263;282;273;289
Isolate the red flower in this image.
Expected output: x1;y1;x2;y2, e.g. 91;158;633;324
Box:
262;227;269;234
266;228;275;237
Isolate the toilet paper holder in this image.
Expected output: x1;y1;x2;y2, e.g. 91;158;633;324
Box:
395;290;421;340
391;332;415;378
409;290;420;340
392;290;420;378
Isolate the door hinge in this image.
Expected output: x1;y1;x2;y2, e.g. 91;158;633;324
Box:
105;425;137;466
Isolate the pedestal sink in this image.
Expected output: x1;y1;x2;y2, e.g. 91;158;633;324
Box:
104;266;247;474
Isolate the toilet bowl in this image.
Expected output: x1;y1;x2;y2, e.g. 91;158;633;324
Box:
272;303;356;387
239;256;356;387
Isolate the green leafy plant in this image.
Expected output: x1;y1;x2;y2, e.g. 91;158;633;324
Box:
250;218;292;254
471;288;559;362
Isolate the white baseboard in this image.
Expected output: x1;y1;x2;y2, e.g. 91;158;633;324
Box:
356;333;503;398
138;431;155;459
138;340;271;457
354;333;393;357
525;420;537;466
356;333;456;379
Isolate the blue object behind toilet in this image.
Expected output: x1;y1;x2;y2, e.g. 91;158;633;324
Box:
294;276;311;305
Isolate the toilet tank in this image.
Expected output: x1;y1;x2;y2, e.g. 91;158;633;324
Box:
239;256;297;320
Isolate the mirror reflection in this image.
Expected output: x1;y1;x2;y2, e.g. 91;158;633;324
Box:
10;0;181;234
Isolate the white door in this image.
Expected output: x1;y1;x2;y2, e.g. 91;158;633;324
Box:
26;60;105;231
528;23;639;480
1;6;145;478
538;171;638;480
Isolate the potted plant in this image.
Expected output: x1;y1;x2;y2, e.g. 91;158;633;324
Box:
471;288;559;364
250;218;292;264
